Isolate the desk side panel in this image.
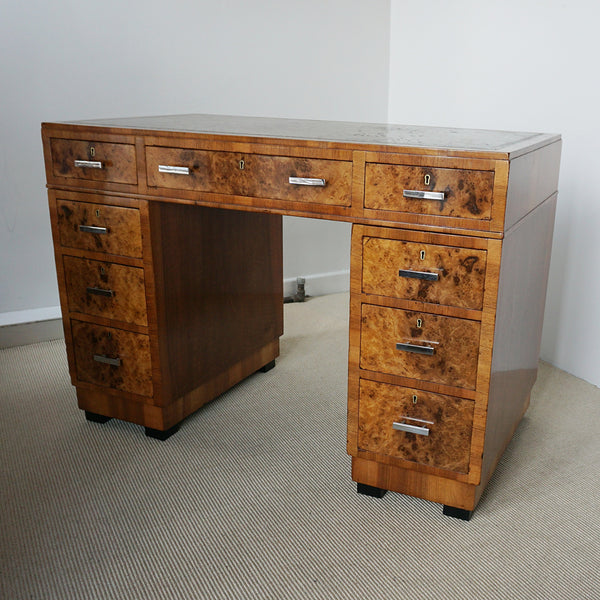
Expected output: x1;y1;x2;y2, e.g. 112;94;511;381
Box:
149;203;283;406
477;193;557;499
505;140;562;231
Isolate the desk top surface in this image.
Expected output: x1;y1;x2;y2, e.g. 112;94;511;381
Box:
55;114;559;159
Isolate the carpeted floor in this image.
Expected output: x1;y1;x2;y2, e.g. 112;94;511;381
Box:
1;293;599;599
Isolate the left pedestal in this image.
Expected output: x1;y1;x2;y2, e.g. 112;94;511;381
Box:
49;192;283;437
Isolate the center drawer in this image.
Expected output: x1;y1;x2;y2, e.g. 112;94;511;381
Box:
145;146;352;206
361;236;487;309
358;379;474;473
71;321;153;397
63;256;147;325
360;304;480;390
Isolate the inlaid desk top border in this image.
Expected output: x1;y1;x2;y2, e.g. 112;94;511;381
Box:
42;114;560;160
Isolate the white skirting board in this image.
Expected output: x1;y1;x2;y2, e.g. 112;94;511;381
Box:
283;270;350;299
0;307;63;349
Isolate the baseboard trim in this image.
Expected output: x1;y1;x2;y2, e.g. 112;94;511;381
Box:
0;307;64;349
283;270;350;298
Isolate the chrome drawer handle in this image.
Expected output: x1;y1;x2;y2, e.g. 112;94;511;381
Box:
158;164;190;175
93;354;121;367
74;159;103;169
398;269;439;281
396;342;435;356
288;177;326;187
79;225;107;235
86;287;114;297
393;420;431;436
403;190;445;201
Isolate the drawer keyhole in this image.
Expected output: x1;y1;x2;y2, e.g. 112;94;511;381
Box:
424;174;431;186
239;159;245;170
412;395;418;404
95;209;100;217
416;318;423;329
420;250;426;260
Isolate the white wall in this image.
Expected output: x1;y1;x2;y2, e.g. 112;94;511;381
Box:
388;0;600;387
0;0;390;322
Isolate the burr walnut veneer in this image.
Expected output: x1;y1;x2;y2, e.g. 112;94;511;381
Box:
42;114;561;519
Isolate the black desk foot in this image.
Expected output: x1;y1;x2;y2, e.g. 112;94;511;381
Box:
145;424;180;441
259;359;276;373
85;411;111;424
443;505;473;520
357;483;387;498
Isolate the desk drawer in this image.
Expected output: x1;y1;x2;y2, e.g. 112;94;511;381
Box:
50;139;137;184
63;256;147;325
358;379;473;473
146;146;352;206
56;200;143;258
362;236;486;309
365;163;494;220
360;304;480;389
71;321;153;397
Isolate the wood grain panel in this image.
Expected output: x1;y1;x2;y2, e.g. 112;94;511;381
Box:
505;140;562;231
358;379;474;473
477;194;558;497
63;256;147;325
56;199;143;258
149;203;284;402
146;146;352;206
362;236;487;309
351;456;478;511
360;304;480;390
50;138;137;184
365;163;494;220
71;321;153;397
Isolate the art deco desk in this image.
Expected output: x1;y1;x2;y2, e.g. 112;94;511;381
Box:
41;115;561;519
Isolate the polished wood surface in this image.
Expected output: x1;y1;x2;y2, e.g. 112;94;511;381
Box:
361;236;487;310
56;199;143;258
359;304;481;389
63;256;147;325
71;320;153;397
148;202;283;404
362;152;511;235
351;456;478;511
477;193;558;500
146;146;353;206
504;140;562;231
365;163;495;220
42;114;560;517
358;379;474;474
50;138;137;184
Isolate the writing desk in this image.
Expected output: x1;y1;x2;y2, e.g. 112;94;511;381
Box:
42;115;561;519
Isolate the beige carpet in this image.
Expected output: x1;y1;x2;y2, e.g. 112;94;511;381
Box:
1;293;599;599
